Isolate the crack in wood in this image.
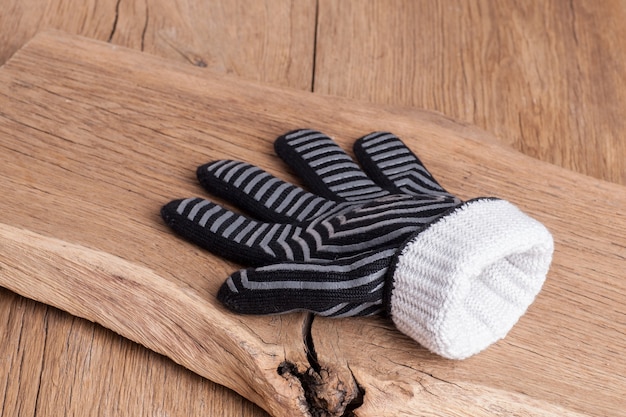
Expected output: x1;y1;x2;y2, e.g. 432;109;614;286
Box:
140;3;149;52
108;0;122;43
276;314;364;417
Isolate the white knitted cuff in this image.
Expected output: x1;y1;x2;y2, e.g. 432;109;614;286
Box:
388;198;554;360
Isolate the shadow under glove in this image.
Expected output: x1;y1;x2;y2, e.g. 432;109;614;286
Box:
161;129;554;359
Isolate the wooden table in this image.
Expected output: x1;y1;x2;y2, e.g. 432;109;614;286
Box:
1;1;624;416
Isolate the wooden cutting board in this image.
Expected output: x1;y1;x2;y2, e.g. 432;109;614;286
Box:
0;31;624;417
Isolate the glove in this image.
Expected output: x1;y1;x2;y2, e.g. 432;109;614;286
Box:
161;129;554;359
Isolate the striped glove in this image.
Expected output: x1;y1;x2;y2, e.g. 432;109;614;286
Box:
161;129;553;359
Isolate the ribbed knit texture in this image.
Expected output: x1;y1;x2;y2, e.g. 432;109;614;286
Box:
389;198;554;360
162;129;554;359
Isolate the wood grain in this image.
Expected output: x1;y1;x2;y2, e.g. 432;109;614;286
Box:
0;288;263;416
0;2;316;416
1;31;624;416
0;0;117;65
117;0;316;89
315;0;626;184
0;0;316;89
1;2;624;415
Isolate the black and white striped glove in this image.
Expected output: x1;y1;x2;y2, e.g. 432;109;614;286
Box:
161;129;553;359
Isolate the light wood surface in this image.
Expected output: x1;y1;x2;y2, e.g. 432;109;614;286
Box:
1;31;625;417
315;0;626;184
0;0;316;89
1;1;625;416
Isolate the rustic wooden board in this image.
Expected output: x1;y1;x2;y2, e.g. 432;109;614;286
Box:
0;31;624;416
1;2;315;416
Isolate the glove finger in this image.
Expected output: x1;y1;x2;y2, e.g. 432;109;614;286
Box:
217;248;396;317
354;131;458;200
274;129;390;202
197;160;337;223
161;197;307;266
